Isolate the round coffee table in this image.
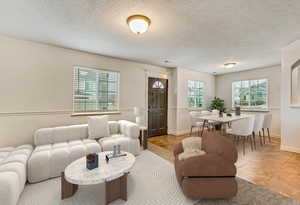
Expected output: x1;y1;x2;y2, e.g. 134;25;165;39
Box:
61;151;135;205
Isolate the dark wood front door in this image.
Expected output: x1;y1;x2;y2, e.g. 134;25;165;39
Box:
148;77;168;137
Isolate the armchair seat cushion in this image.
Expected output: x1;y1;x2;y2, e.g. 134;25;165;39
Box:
176;154;236;177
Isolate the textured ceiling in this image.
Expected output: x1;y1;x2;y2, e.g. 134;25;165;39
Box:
1;0;300;74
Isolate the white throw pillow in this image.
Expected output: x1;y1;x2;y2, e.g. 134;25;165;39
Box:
88;116;110;139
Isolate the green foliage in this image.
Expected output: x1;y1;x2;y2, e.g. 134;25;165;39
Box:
209;97;226;112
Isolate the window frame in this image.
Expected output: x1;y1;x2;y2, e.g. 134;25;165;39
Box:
187;80;205;109
231;78;269;111
72;66;120;115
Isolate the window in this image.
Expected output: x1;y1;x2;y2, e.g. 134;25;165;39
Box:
73;67;120;113
232;79;268;110
187;80;204;108
152;81;164;89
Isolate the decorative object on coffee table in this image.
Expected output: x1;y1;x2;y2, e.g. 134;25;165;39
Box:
62;151;135;205
86;153;98;170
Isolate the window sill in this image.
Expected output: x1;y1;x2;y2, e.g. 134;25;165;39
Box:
71;111;121;117
232;108;270;113
187;108;204;111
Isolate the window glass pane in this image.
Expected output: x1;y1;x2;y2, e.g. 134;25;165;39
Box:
187;80;204;108
232;79;268;110
73;67;119;112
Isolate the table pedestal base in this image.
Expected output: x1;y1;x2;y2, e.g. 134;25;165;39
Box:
61;172;128;205
61;172;78;199
105;173;127;205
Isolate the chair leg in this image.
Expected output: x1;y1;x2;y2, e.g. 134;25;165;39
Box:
262;128;266;144
248;135;253;151
242;137;246;155
237;136;240;145
259;131;263;146
267;128;271;143
250;135;253;151
252;132;256;150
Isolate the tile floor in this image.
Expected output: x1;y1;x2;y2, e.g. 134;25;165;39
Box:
147;132;300;201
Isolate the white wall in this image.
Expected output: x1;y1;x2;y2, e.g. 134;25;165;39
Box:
0;35;175;147
215;65;281;137
174;68;215;135
281;39;300;153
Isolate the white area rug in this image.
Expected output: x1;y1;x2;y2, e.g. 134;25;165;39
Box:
18;151;300;205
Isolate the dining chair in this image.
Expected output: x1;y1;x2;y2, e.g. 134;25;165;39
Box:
252;114;265;149
226;116;255;155
262;114;272;143
201;110;214;131
189;111;204;136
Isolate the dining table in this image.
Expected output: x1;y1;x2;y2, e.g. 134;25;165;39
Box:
197;113;253;136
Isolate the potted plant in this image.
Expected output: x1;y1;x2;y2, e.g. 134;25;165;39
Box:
209;97;226;130
209;97;226;113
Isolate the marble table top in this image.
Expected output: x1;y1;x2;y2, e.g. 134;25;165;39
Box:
64;151;135;185
197;113;254;123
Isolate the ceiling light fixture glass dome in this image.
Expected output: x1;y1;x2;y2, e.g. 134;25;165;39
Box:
127;15;151;34
224;62;238;68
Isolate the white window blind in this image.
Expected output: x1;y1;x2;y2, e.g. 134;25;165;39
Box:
188;80;204;108
73;67;120;113
232;79;268;110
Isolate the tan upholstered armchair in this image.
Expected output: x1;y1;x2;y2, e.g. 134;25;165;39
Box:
174;132;238;199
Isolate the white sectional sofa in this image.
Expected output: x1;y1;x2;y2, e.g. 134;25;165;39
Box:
0;145;33;205
28;120;140;183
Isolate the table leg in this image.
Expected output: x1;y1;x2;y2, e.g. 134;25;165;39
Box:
201;120;207;136
61;172;78;199
105;173;128;205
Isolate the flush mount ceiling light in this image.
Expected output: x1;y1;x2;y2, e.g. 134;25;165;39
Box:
127;15;151;34
223;62;238;68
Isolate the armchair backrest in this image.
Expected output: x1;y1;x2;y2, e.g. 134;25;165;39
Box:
263;114;272;129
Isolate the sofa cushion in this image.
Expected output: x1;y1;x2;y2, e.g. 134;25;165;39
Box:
88;116;109;139
0;145;33;205
34;124;88;146
108;121;120;135
119;120;139;139
28;139;101;183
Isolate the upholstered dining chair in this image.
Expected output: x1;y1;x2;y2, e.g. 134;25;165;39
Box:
227;116;255;155
262;114;272;143
252;114;265;148
189;111;204;136
201;110;215;130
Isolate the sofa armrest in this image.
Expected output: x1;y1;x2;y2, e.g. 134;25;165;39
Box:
173;143;184;156
179;154;236;177
119;120;139;139
0;171;20;205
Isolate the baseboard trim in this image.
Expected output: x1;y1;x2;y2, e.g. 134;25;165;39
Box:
280;145;300;153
